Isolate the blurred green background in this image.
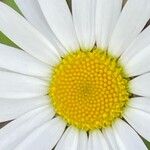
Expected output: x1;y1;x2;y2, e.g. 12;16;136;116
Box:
0;0;150;149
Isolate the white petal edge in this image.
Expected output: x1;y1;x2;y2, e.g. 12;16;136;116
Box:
123;45;150;76
0;71;48;99
112;119;148;150
130;73;150;97
77;131;87;150
96;0;122;49
72;0;96;50
55;126;79;150
0;68;8;72
102;127;119;150
120;25;150;64
0;106;54;150
0;95;50;122
127;97;150;114
109;0;150;56
15;117;66;150
0;44;50;78
38;0;80;52
14;0;66;55
0;2;60;65
88;130;109;150
124;107;150;142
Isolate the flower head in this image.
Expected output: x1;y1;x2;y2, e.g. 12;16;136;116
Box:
0;0;150;149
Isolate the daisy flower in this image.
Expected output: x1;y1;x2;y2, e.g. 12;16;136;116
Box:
0;0;150;149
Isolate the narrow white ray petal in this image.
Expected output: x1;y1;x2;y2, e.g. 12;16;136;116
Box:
109;0;150;56
120;26;150;64
96;0;122;49
14;0;57;40
72;0;96;50
55;126;79;150
88;130;109;150
38;0;79;52
0;106;54;150
113;119;147;150
0;44;50;77
0;106;52;135
77;131;87;150
102;127;119;150
124;107;150;142
14;0;66;55
0;2;60;65
0;96;49;122
123;46;150;76
0;71;48;99
130;73;150;97
15;117;66;150
128;97;150;113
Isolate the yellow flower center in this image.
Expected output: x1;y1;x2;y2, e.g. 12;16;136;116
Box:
49;49;130;131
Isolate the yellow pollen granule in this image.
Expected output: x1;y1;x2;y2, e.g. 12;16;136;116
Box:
49;49;130;131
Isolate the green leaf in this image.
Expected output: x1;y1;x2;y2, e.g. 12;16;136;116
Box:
66;0;71;10
144;139;150;149
0;31;18;47
3;0;20;12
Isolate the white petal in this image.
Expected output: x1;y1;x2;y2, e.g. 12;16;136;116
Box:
0;96;49;122
0;71;48;99
128;97;150;113
15;117;66;150
102;127;119;150
14;0;56;40
130;73;150;97
0;68;5;71
96;0;122;49
77;131;87;150
120;25;150;64
0;2;60;65
109;0;150;56
0;106;54;150
14;0;66;55
38;0;79;52
72;0;96;50
124;107;150;142
55;126;79;150
113;119;147;150
0;44;50;78
88;130;109;150
123;46;150;76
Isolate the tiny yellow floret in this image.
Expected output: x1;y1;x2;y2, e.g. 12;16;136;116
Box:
49;49;130;131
